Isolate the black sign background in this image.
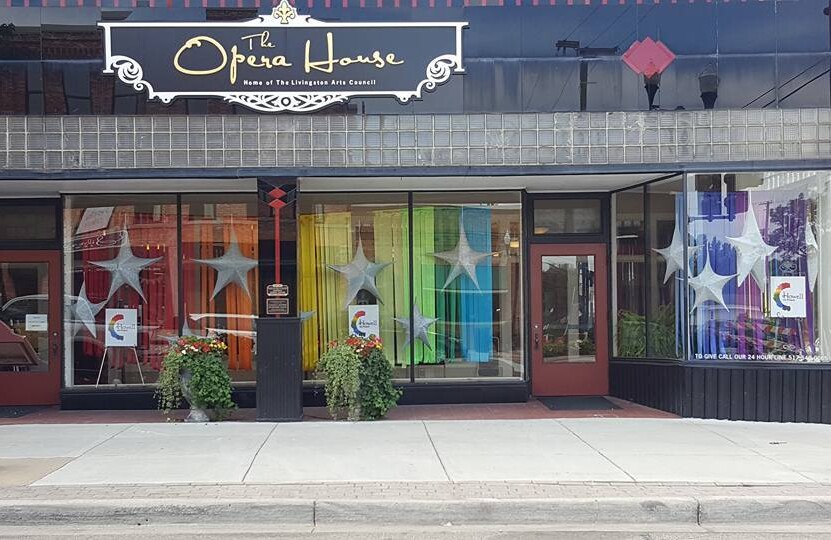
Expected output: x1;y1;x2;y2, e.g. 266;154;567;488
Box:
104;23;461;95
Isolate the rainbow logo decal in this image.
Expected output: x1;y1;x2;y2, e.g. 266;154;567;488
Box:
350;310;367;338
773;281;792;312
108;314;126;341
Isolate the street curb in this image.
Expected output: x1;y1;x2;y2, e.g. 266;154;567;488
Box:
2;496;831;527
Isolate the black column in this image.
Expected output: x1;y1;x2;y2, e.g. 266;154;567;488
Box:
256;317;303;422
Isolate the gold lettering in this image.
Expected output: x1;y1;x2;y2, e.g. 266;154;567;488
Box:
305;32;404;73
173;36;227;76
240;31;275;51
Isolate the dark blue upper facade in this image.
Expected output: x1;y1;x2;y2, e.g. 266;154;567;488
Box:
1;0;829;114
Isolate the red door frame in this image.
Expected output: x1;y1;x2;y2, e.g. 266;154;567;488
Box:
0;250;62;406
529;243;609;397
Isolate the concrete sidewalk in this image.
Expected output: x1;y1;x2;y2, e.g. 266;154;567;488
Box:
3;418;831;532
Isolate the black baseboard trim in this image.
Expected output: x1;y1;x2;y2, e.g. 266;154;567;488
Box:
59;381;529;411
610;360;831;424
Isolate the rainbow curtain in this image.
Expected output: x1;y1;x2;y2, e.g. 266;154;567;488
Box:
299;205;495;372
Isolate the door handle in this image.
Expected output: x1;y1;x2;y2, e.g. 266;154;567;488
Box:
534;332;540;350
50;332;59;354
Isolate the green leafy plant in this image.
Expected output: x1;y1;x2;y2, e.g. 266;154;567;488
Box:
156;336;236;420
317;341;362;420
358;345;403;420
317;335;401;421
617;306;679;358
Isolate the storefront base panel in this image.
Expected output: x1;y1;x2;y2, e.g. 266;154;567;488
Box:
59;382;529;411
611;360;831;424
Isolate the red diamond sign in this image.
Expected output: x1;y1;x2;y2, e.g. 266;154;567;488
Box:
622;37;676;78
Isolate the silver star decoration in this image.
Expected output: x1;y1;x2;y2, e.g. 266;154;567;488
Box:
327;237;391;308
91;228;161;302
653;224;700;284
689;257;735;311
195;229;258;300
806;222;819;292
432;218;491;290
69;281;106;337
726;205;777;289
394;304;439;349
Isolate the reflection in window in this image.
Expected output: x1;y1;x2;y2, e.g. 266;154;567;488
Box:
541;255;596;364
0;263;49;372
64;196;177;386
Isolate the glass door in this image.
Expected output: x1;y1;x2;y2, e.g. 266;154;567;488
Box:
529;244;608;396
0;251;61;405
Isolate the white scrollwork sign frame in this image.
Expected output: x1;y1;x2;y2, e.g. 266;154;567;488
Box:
99;0;466;113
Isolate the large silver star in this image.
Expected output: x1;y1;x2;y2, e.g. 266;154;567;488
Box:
195;229;258;300
91;228;161;302
689;257;735;311
394;304;439;349
726;206;777;289
69;281;106;337
653;224;700;284
432;218;491;290
327;237;390;308
806;222;819;292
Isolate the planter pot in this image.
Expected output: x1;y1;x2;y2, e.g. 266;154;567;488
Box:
180;369;217;422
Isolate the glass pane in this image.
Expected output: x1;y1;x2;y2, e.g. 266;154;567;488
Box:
541;255;596;364
412;192;523;379
0;262;49;372
613;188;646;357
533;199;602;235
64;195;177;386
647;177;685;359
182;194;259;383
297;193;410;381
687;171;831;363
0;204;57;242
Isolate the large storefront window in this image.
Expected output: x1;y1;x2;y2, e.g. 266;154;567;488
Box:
298;193;411;380
411;192;523;379
182;195;259;382
298;191;523;381
64;195;177;386
64;193;259;386
688;172;831;363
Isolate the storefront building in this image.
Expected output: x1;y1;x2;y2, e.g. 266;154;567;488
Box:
1;0;830;422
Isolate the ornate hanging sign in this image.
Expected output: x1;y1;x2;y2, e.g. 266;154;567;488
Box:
99;0;467;113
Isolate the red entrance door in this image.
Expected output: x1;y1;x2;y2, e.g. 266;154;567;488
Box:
0;251;62;406
530;244;608;396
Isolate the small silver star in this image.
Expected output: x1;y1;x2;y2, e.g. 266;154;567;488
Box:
394;304;439;349
328;236;391;308
689;257;736;311
432;218;491;290
653;224;700;284
91;228;161;302
69;281;106;337
195;229;258;300
726;205;777;289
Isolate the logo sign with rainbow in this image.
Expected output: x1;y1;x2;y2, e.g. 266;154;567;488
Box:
348;304;380;339
104;308;138;347
770;276;807;318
